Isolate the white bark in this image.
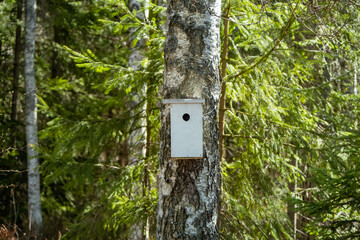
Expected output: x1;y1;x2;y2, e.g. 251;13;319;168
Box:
128;0;148;166
354;57;358;95
354;58;358;129
157;0;221;239
24;0;42;237
128;0;149;239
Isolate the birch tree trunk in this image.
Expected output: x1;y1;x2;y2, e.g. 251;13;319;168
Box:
354;57;358;95
128;0;149;238
287;156;298;240
24;0;42;237
157;0;221;238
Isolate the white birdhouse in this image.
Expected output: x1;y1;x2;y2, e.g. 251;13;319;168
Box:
163;99;205;159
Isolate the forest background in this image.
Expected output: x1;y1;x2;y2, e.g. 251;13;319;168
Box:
1;0;360;239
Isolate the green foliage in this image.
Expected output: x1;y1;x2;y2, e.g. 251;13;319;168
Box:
297;167;360;239
0;0;29;231
1;0;359;238
219;0;360;239
34;0;164;238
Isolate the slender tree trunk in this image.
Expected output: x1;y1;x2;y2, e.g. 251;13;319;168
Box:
0;5;2;67
217;2;230;230
219;2;230;163
11;0;23;123
157;0;222;238
0;0;3;66
128;0;149;239
51;26;61;79
287;156;298;240
0;37;2;67
354;57;358;95
355;58;358;129
24;0;42;237
143;81;152;240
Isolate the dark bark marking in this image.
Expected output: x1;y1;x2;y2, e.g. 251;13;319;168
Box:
166;13;209;57
168;0;216;14
165;36;178;53
159;0;221;238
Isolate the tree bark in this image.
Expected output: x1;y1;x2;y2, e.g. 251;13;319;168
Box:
11;0;23;123
24;0;42;237
128;0;149;239
354;57;358;95
51;26;61;79
219;2;230;163
287;156;298;240
157;0;221;239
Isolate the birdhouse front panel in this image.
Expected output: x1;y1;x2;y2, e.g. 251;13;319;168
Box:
164;99;204;159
